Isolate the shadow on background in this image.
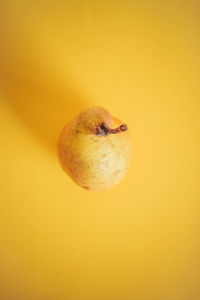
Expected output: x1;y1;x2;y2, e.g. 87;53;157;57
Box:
1;65;90;154
0;1;92;154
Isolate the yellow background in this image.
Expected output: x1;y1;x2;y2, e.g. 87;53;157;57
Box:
0;1;199;299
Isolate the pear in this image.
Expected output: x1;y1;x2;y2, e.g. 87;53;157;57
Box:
58;107;132;191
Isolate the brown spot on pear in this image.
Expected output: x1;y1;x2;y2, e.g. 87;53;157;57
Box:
58;107;132;191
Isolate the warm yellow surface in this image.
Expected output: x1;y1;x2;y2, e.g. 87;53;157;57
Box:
0;1;199;299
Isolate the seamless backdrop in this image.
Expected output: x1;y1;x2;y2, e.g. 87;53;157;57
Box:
0;1;199;300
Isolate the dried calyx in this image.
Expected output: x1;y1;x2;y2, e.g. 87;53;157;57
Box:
95;123;128;136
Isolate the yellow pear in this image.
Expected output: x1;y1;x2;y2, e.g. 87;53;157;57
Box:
58;107;132;191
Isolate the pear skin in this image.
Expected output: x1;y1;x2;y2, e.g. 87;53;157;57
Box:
58;107;132;191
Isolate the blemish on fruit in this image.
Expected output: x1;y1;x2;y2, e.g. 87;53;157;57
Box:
114;170;121;175
83;186;90;190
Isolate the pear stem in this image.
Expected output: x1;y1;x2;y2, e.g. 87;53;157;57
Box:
95;123;128;136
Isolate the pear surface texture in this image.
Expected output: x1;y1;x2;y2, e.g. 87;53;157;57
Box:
58;107;132;191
